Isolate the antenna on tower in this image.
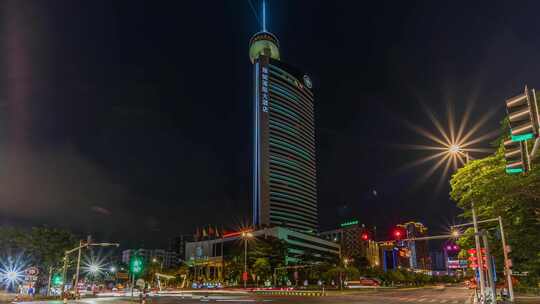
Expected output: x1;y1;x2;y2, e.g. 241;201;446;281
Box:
262;0;267;32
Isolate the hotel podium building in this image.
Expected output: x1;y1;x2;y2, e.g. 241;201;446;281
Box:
250;31;317;233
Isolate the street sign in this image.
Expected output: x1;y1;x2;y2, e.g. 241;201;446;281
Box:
25;267;39;276
242;271;248;282
136;279;145;288
117;272;129;280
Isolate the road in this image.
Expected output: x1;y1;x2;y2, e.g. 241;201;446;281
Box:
12;286;473;304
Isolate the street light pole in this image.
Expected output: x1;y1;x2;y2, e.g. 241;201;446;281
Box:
482;230;496;301
61;256;68;296
472;202;486;298
244;237;248;288
464;153;486;299
499;216;514;302
240;231;253;289
74;240;83;297
452;217;514;301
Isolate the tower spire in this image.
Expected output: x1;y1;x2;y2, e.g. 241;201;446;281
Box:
262;0;267;32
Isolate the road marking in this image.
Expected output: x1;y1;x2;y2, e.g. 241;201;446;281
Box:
216;300;256;302
418;299;427;302
440;300;447;303
452;301;458;304
429;299;437;303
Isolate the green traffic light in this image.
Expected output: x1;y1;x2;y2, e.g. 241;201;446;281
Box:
130;256;143;274
52;274;63;286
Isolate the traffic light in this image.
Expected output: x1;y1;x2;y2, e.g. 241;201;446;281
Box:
505;86;540;142
129;256;143;275
361;232;369;241
392;229;404;240
52;274;63;286
504;139;529;174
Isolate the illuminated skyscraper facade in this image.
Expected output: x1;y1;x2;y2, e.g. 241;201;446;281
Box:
250;30;318;233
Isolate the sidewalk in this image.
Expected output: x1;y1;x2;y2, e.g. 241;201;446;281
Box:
515;294;540;304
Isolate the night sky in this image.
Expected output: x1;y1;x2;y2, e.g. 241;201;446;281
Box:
1;1;539;248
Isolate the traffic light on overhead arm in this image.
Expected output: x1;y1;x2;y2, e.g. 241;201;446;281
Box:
505;86;540;142
504;139;529;174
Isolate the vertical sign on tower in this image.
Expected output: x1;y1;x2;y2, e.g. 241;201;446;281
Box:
261;67;269;113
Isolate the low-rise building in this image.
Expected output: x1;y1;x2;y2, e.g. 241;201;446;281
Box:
319;220;380;267
185;226;340;281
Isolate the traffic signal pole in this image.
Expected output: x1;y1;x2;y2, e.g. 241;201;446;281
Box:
452;217;515;302
499;216;514;302
482;231;496;301
74;240;83;297
471;203;486;299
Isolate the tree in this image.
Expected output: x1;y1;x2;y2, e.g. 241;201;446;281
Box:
450;119;540;286
0;226;78;291
252;257;271;283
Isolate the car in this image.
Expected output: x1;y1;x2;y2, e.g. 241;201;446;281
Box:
345;277;381;288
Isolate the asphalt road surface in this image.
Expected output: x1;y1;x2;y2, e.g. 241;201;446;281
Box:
14;286;473;304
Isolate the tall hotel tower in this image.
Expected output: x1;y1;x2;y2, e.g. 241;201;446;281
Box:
250;3;317;233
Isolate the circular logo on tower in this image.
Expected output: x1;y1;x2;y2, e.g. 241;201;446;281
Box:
303;75;312;89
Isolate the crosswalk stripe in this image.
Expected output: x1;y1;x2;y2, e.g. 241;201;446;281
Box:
429;299;437;303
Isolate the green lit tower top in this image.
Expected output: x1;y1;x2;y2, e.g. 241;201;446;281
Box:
249;0;280;63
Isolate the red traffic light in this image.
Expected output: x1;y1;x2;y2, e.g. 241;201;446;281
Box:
361;233;369;241
393;229;404;239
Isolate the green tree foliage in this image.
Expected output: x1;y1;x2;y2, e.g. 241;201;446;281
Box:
450;123;540;286
0;226;78;290
252;257;271;281
0;226;77;269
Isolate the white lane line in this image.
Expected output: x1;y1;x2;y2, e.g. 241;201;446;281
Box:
429;299;437;303
418;299;427;302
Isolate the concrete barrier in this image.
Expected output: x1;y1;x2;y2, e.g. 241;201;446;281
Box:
254;290;325;296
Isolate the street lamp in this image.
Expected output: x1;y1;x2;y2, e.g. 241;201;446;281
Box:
60;238;119;297
89;264;100;274
110;266;116;273
241;231;254;288
448;144;460;153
